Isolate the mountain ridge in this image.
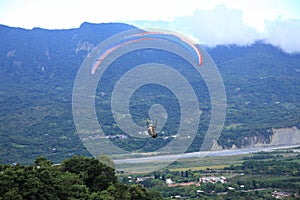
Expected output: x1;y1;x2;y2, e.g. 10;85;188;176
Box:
0;22;299;164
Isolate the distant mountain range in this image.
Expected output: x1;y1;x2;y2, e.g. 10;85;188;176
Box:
0;22;299;164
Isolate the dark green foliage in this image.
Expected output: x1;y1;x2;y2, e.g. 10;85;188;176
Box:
0;159;89;199
227;159;300;176
61;156;117;192
0;156;162;199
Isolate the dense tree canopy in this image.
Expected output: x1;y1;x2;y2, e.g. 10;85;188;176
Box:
0;156;163;199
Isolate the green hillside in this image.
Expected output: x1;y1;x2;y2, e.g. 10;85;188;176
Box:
0;23;299;164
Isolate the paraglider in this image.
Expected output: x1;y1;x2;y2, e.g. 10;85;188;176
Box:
91;31;203;74
90;30;204;139
146;120;157;138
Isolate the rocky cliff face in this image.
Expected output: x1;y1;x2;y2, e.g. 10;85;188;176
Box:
269;126;300;146
214;126;300;150
242;134;271;147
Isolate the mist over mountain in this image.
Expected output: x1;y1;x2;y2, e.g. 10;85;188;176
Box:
129;5;300;54
0;22;299;164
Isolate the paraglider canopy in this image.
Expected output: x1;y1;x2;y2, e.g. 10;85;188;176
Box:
91;30;203;75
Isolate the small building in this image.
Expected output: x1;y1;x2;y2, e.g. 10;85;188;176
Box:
168;181;200;187
166;178;174;185
199;176;227;184
272;191;290;199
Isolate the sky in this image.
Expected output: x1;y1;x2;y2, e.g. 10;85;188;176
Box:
0;0;300;53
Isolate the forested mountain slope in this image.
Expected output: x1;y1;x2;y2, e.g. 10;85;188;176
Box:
0;23;299;164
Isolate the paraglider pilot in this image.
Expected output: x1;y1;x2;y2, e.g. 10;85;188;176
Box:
146;120;157;138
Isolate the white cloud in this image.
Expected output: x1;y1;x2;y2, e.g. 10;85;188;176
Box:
130;5;300;53
130;5;263;46
264;18;300;53
173;6;263;46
